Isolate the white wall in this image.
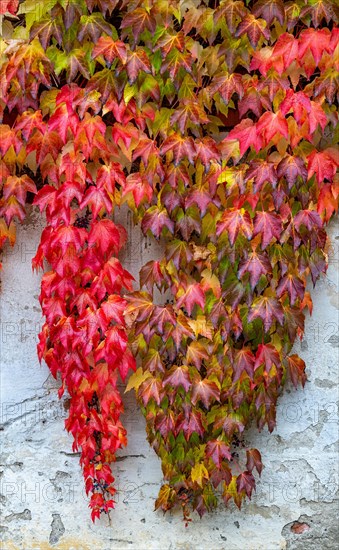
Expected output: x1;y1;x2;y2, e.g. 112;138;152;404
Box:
0;207;338;550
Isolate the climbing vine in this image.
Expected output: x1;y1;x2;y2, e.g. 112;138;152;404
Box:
0;0;338;521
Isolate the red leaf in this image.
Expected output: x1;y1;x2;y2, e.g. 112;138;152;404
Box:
307;149;338;184
160;133;196;165
233;347;255;381
80;186;113;218
276;274;305;305
238;251;272;289
256;111;288;145
2;175;37;205
164;366;191;392
254;344;281;373
226;119;262;157
206;441;232;468
209;73;244;103
92;36;127;64
235;14;270;47
15;111;46;140
246;448;263;475
141;206;175;239
253;211;282;249
285;354;307;388
191;379;220;408
123;173;153;207
236;471;256;498
99;295;126;326
216;209;253;246
139;376;162;406
248;295;284;332
126;49;152;84
0;125;22;156
277;155;308;187
298;28;331;66
0;0;18;15
176;283;206;316
88;219;121;256
253;0;285;26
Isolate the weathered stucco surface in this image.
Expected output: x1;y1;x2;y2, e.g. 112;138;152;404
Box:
0;207;338;550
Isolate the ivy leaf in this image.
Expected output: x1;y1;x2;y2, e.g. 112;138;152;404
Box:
160;49;193;80
253;211;282;250
92;36;127;65
217;209;253;246
138;376;162;406
120;7;156;42
307;150;338;184
206;441;232;469
214;412;245;438
124;292;154;325
2;175;37;205
88;219;121;256
252;0;285;26
276;274;305;305
256;111;289;145
80;186;113;218
170;100;209;134
30;18;63;50
214;0;247;33
141;206;175;239
233;347;256;381
151;305;176;334
195;138;220;167
298;28;331;66
293;210;322;232
317;184;339;222
78;13;113;43
225;119;262;157
126;49;152;84
191;463;209;487
285;354;306;388
160;134;196;165
245;160;278;193
14;111;47;141
235;14;270;48
176;283;206;316
0;0;18;15
140;260;163;294
179;409;205;440
277;155;308;187
246;449;263;476
209;73;244;103
191;379;220;408
238;251;272;289
236;471;256;498
26;131;63;164
254;344;281;373
164;365;191;392
122;174;153;207
165;239;193;269
187;341;209;369
125;367;152;393
301;0;339;28
154;485;175;512
248;295;284;332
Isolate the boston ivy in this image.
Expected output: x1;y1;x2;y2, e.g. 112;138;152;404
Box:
0;0;338;522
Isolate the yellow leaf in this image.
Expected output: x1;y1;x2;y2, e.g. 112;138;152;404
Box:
125;367;151;393
188;315;214;339
191;463;209;487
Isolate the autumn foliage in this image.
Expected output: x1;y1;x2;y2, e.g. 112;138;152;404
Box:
0;0;338;522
